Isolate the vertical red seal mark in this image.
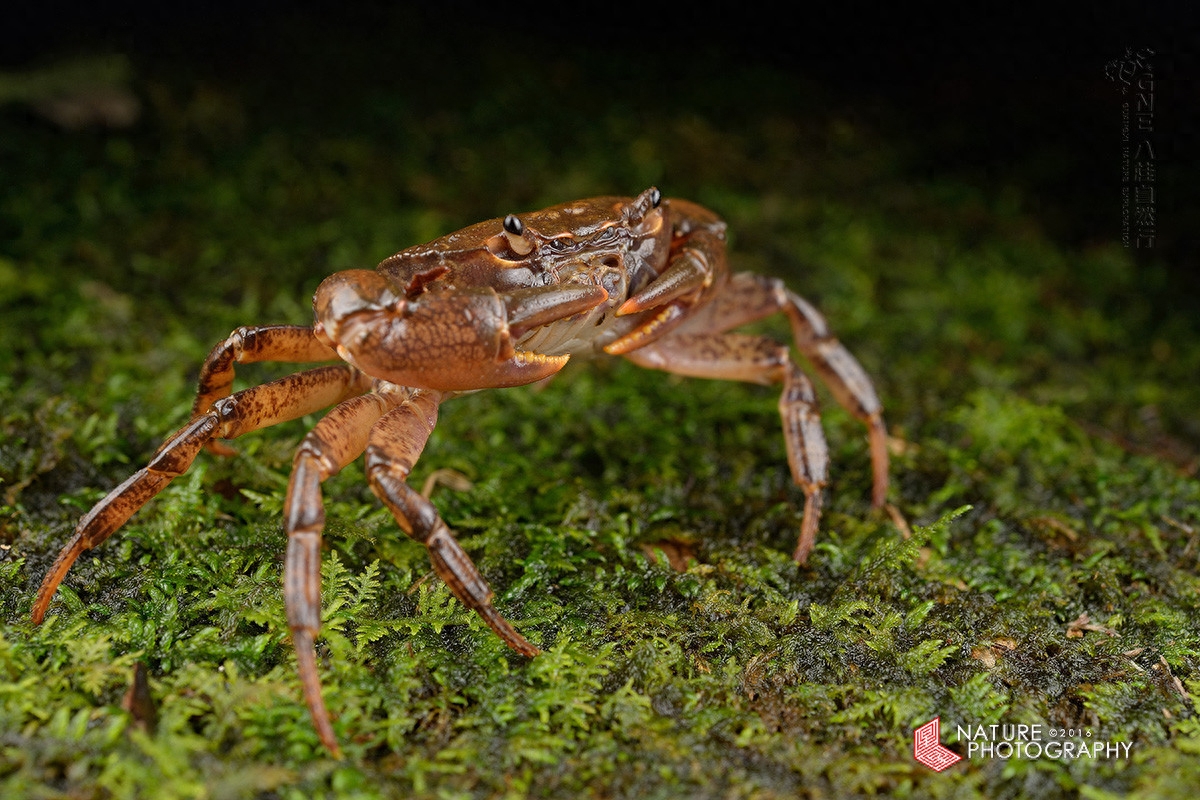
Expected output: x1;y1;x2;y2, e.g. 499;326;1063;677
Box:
913;716;962;771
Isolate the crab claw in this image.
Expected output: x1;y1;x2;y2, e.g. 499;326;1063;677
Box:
315;270;608;391
617;249;711;316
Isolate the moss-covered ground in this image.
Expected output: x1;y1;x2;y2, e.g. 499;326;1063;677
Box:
1;13;1197;800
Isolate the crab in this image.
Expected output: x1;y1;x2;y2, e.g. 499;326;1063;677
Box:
31;187;888;756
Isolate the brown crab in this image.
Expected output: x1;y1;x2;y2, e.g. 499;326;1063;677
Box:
31;187;888;756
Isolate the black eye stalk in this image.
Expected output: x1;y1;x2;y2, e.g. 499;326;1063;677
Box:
649;187;661;208
501;214;533;256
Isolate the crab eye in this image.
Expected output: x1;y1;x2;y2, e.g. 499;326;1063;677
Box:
488;214;534;258
649;187;661;208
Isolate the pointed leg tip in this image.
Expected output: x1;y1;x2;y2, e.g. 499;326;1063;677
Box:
319;734;343;762
503;629;541;659
314;719;341;758
293;628;343;758
31;537;87;626
30;585;54;624
478;605;540;658
513;642;541;658
31;585;52;625
502;626;540;658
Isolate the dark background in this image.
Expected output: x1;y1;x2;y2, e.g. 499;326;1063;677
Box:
5;2;1197;306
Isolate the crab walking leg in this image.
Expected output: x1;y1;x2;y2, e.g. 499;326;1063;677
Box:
31;364;370;624
283;389;403;758
364;392;540;657
192;325;339;454
677;272;889;507
624;332;829;562
194;325;339;414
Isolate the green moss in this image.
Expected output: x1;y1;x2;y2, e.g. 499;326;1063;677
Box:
1;19;1197;800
